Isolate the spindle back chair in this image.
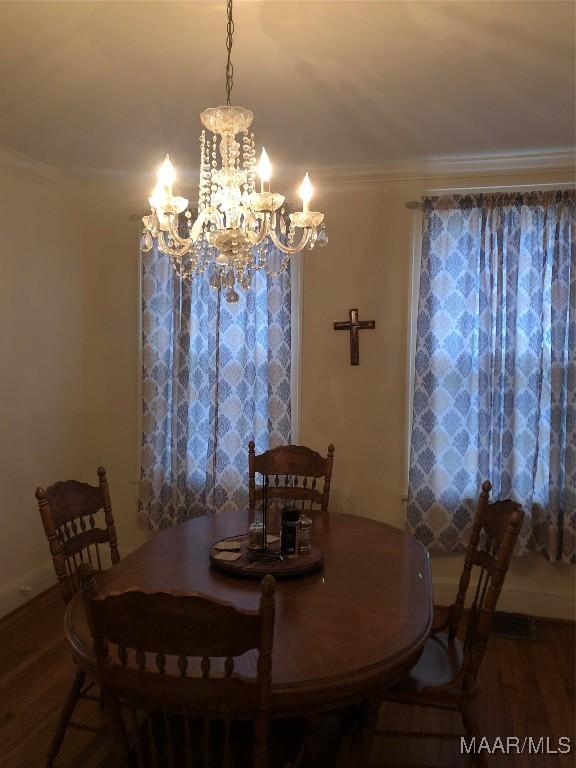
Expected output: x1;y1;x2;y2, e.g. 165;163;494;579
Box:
372;481;524;767
79;563;277;768
248;442;335;514
36;465;120;606
36;466;121;766
440;481;524;688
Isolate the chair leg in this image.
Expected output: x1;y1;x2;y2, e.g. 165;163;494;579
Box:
101;688;132;767
46;667;86;767
461;700;487;768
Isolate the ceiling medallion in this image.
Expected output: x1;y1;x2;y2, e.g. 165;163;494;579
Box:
141;0;327;303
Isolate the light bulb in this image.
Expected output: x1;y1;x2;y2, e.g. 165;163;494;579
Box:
149;182;168;210
299;172;313;213
257;148;272;182
256;148;272;192
158;154;176;191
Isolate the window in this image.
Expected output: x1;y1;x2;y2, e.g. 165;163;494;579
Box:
407;189;575;562
138;248;299;528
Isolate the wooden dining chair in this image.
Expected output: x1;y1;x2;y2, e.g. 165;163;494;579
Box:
248;442;335;514
370;481;524;768
79;565;303;768
36;465;121;767
37;465;120;604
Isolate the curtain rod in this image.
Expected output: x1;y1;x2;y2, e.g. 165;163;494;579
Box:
405;181;575;209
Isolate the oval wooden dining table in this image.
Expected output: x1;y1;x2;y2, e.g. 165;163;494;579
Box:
65;509;432;719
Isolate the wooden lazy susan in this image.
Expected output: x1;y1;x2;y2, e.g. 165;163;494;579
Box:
209;534;323;579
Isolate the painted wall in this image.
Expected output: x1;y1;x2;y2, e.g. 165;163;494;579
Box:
300;167;576;620
0;165;149;618
78;183;149;559
0;153;85;614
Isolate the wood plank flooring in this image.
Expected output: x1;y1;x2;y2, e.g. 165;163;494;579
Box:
371;613;575;768
0;587;574;768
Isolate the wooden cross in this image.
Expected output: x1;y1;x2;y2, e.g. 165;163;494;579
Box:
333;308;375;366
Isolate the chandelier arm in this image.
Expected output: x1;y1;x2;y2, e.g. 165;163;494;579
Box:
158;230;195;259
244;213;271;246
165;220;195;248
193;206;225;236
268;227;312;254
163;207;223;248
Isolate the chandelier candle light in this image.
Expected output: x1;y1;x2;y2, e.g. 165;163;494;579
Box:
141;0;327;303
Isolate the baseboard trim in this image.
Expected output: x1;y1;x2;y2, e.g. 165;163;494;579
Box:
433;576;575;622
0;537;148;620
0;559;57;619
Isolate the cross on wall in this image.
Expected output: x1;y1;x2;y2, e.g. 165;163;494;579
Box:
333;308;376;365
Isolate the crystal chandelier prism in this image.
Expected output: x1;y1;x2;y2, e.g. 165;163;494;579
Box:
141;0;327;303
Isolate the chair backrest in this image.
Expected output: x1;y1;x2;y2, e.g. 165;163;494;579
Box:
248;442;335;514
36;466;120;605
79;563;276;768
448;480;524;690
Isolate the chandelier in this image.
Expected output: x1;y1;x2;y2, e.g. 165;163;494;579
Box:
141;0;327;303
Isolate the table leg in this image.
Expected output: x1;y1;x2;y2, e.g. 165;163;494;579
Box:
335;698;380;768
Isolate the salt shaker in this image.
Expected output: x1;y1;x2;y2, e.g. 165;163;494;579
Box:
298;512;312;553
248;519;264;549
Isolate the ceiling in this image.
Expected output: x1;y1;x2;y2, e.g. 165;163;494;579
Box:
0;0;574;179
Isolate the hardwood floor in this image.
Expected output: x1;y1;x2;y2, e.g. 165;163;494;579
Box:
0;587;574;768
371;614;575;768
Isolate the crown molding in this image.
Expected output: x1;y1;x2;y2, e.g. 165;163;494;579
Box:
1;144;572;193
0;144;78;189
311;150;576;189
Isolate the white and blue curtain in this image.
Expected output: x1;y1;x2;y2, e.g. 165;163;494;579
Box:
408;190;575;562
139;246;291;529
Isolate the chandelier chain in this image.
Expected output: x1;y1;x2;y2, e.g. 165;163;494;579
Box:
225;0;234;106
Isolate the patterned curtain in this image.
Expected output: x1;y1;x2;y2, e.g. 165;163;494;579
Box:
408;190;575;562
139;245;292;529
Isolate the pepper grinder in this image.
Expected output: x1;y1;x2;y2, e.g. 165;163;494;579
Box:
298;512;312;553
281;506;300;558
